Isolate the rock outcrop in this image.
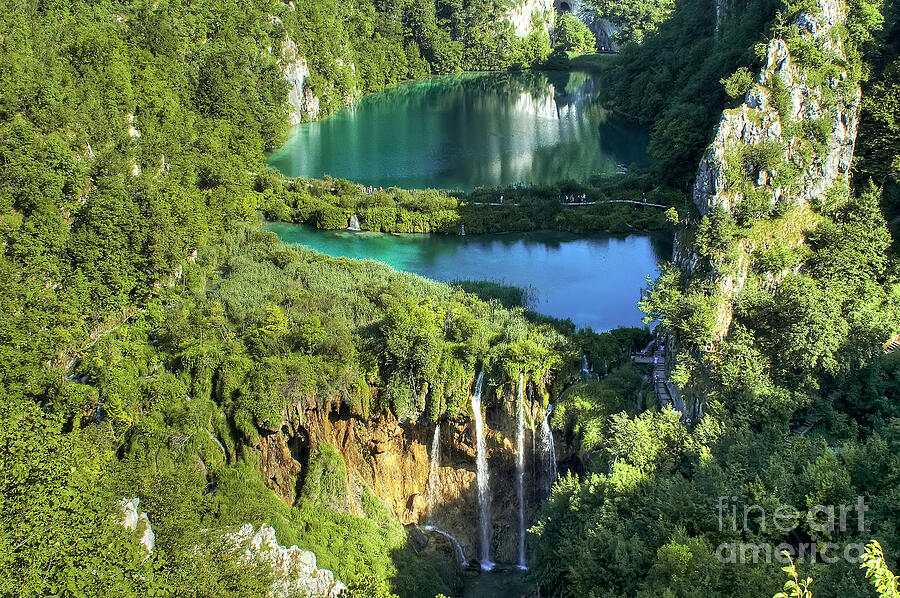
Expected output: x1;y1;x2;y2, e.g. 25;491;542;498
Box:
507;0;555;37
554;0;621;52
226;524;346;598
693;0;859;217
117;497;155;554
689;0;859;339
280;37;321;125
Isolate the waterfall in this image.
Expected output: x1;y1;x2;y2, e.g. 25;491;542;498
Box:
516;373;527;570
471;371;494;570
208;430;229;464
348;214;361;231
460;223;466;236
427;424;441;508
582;353;598;381
540;405;557;497
423;525;467;565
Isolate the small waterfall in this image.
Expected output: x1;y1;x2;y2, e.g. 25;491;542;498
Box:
582;353;598;381
348;214;361;231
460;223;466;236
516;373;527;570
471;371;494;570
427;424;441;508
423;525;467;565
540;405;557;497
208;430;229;464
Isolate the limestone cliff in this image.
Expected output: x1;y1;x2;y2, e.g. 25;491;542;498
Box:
689;0;859;338
253;375;564;566
556;0;622;52
227;524;347;598
116;497;155;554
507;0;556;37
280;36;321;125
694;0;858;217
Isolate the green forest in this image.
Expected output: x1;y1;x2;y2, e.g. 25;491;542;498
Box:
2;0;900;596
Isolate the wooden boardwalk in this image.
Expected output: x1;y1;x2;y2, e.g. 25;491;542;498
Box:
633;340;687;418
785;418;818;448
470;199;670;209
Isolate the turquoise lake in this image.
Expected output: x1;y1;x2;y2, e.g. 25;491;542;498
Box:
268;71;649;191
266;223;670;331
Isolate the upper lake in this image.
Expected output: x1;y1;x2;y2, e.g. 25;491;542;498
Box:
268;71;649;191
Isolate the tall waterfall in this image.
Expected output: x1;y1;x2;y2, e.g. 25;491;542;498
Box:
540;405;558;497
471;371;494;570
348;214;361;231
516;373;527;570
427;424;441;508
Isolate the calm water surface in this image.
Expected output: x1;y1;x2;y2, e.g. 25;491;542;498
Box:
267;223;670;331
268;71;648;191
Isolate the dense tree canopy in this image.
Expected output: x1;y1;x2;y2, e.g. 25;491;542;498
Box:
3;0;900;595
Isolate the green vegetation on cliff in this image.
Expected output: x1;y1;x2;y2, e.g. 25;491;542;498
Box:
597;0;784;185
0;0;559;595
4;0;900;595
528;0;900;596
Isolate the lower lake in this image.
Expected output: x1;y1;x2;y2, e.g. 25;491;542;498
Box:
267;223;670;331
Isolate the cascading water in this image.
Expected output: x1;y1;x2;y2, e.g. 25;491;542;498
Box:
427;424;441;508
516;373;527;570
208;430;229;464
460;223;466;236
582;352;600;382
348;214;361;231
540;405;558;497
423;525;467;565
471;371;494;570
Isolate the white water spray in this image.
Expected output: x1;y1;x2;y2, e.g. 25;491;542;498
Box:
348;214;361;231
516;373;527;569
540;405;557;496
428;424;441;508
208;430;228;464
423;525;467;565
471;371;494;570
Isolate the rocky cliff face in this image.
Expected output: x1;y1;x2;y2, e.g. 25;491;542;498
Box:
507;0;555;37
253;375;563;566
280;36;321;125
117;497;155;554
557;0;621;52
693;0;859;217
689;0;859;339
227;524;347;598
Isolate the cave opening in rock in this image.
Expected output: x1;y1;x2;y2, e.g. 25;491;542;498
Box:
288;427;311;498
557;1;571;12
